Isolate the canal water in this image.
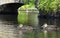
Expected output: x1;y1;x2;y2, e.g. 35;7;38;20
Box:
0;15;19;38
0;15;60;38
19;18;60;38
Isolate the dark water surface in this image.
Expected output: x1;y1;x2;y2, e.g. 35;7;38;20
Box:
18;18;60;38
0;15;19;38
21;18;60;38
0;15;60;38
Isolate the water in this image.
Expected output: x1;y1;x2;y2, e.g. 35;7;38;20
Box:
19;18;60;38
0;15;60;38
0;15;19;38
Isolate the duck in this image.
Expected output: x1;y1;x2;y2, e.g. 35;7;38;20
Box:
42;23;60;31
18;24;34;31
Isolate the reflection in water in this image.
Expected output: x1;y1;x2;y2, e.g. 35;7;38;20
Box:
44;30;47;38
39;18;60;38
18;18;60;38
0;15;60;38
0;15;19;38
19;30;23;38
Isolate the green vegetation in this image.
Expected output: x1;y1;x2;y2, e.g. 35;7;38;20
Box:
22;0;60;12
19;0;60;12
18;4;35;25
21;0;60;13
18;10;28;25
18;0;35;25
18;0;60;24
38;0;60;12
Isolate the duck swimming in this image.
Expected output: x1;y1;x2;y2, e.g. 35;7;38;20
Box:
18;24;34;31
42;23;60;31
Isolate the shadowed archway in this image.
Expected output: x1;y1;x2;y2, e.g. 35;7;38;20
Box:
0;3;24;26
0;3;24;14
